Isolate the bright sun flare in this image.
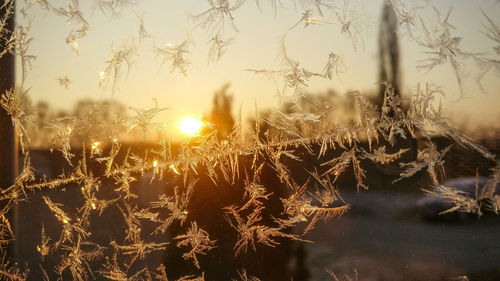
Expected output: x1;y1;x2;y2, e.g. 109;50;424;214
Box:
179;117;203;136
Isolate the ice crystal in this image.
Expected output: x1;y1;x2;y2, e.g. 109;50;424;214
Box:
65;24;89;55
52;0;89;28
326;268;358;281
289;9;335;30
0;252;28;281
0;1;15;59
47;118;75;165
151;180;195;234
414;7;481;100
423;184;481;215
232;269;261;281
57;73;72;89
246;36;337;105
177;272;205;281
99;253;152;281
13;22;36;86
111;239;168;270
127;99;169;137
387;0;425;37
37;224;51;261
0;88;34;153
92;0;137;18
395;143;451;185
253;0;280;15
191;0;246;36
0;2;498;280
474;9;500;94
208;34;234;63
135;11;150;42
154;36;192;76
174;221;216;269
100;39;138;94
332;0;370;51
55;237;104;281
224;204;305;256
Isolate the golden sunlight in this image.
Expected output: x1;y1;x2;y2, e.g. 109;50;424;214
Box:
179;117;203;136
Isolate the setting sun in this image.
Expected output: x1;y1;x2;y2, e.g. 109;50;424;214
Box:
179;117;204;136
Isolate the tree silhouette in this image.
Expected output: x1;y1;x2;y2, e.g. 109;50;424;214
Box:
209;84;235;139
378;2;400;113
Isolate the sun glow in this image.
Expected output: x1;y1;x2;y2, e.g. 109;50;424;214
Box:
179;117;203;136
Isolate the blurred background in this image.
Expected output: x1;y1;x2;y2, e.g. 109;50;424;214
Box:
1;0;500;280
19;0;500;139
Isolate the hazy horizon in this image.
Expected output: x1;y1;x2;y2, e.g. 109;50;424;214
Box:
17;0;500;137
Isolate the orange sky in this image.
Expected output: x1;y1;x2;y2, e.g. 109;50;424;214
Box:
18;0;500;136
